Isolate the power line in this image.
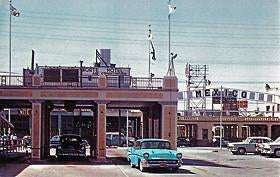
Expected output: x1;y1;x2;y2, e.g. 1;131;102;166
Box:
0;31;279;49
1;10;279;30
0;21;279;40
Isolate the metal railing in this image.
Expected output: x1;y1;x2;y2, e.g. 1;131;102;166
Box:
131;77;163;89
106;76;131;88
106;76;163;89
0;75;164;89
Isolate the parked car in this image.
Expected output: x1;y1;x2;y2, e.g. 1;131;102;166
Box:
212;136;229;147
228;137;272;155
49;134;90;158
127;139;183;172
177;137;191;147
262;137;280;157
106;132;134;147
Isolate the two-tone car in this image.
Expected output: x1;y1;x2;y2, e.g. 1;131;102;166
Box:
127;139;183;172
228;137;272;155
262;137;280;157
49;134;90;159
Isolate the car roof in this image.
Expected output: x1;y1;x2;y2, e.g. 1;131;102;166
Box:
61;134;82;137
248;137;271;139
137;138;170;142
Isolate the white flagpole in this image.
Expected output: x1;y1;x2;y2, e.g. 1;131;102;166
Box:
168;0;171;75
220;85;223;149
9;0;12;85
148;25;151;79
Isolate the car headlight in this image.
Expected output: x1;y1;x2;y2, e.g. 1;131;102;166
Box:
57;146;62;149
143;153;149;159
176;153;182;159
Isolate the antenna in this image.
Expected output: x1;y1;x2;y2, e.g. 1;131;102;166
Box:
31;50;35;71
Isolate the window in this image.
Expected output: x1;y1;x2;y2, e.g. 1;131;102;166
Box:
44;69;60;82
62;69;79;82
202;129;208;140
135;141;141;149
140;141;171;149
250;139;261;143
263;139;271;143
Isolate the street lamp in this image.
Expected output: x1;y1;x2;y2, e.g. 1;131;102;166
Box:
9;0;20;85
220;85;223;149
166;0;176;76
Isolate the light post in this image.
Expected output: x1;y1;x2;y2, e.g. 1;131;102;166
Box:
166;0;176;76
9;0;20;85
9;0;12;85
220;85;223;149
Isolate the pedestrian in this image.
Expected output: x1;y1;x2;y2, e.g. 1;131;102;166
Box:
12;134;17;145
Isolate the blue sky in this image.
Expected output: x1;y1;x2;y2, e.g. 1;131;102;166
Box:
0;0;279;91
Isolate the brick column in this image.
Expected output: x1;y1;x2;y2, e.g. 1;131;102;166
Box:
237;124;243;140
31;100;43;160
161;103;177;149
267;124;272;138
32;74;41;86
96;101;107;160
98;75;107;88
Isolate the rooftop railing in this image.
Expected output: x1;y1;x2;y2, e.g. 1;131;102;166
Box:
0;75;164;89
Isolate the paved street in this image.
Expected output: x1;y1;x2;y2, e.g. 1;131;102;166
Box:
0;147;279;177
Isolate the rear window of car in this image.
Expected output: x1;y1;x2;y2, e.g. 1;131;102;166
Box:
50;136;60;142
61;136;81;143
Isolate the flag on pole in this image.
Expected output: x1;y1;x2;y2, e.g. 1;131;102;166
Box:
150;41;156;60
10;5;20;17
147;29;153;41
168;4;176;14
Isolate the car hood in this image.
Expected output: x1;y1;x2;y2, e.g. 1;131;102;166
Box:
142;149;178;159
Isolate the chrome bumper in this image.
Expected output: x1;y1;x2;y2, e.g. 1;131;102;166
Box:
142;159;182;168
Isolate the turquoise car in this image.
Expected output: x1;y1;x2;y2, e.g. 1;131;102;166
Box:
127;139;183;172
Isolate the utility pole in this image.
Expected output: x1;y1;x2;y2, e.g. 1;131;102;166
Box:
220;85;223;149
9;0;12;85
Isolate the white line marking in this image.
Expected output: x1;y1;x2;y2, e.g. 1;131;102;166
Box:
117;165;129;177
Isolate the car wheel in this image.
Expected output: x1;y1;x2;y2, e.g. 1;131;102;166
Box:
139;160;146;172
274;149;280;158
171;167;179;172
238;148;246;155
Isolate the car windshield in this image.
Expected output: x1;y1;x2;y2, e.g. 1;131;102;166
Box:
244;138;251;143
141;141;171;149
274;137;280;143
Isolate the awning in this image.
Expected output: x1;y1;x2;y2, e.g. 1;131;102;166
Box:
0;115;14;128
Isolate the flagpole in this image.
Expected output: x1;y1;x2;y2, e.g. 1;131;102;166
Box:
148;25;151;79
168;1;171;75
9;0;12;85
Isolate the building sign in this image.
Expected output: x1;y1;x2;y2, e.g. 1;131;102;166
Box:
179;88;277;104
82;67;130;76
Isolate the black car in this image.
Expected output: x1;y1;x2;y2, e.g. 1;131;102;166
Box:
177;137;191;147
49;134;90;158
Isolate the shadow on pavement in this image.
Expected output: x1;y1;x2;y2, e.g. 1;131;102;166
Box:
0;162;29;177
182;158;240;168
146;168;195;175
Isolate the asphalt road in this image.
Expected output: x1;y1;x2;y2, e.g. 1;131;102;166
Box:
0;147;279;177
